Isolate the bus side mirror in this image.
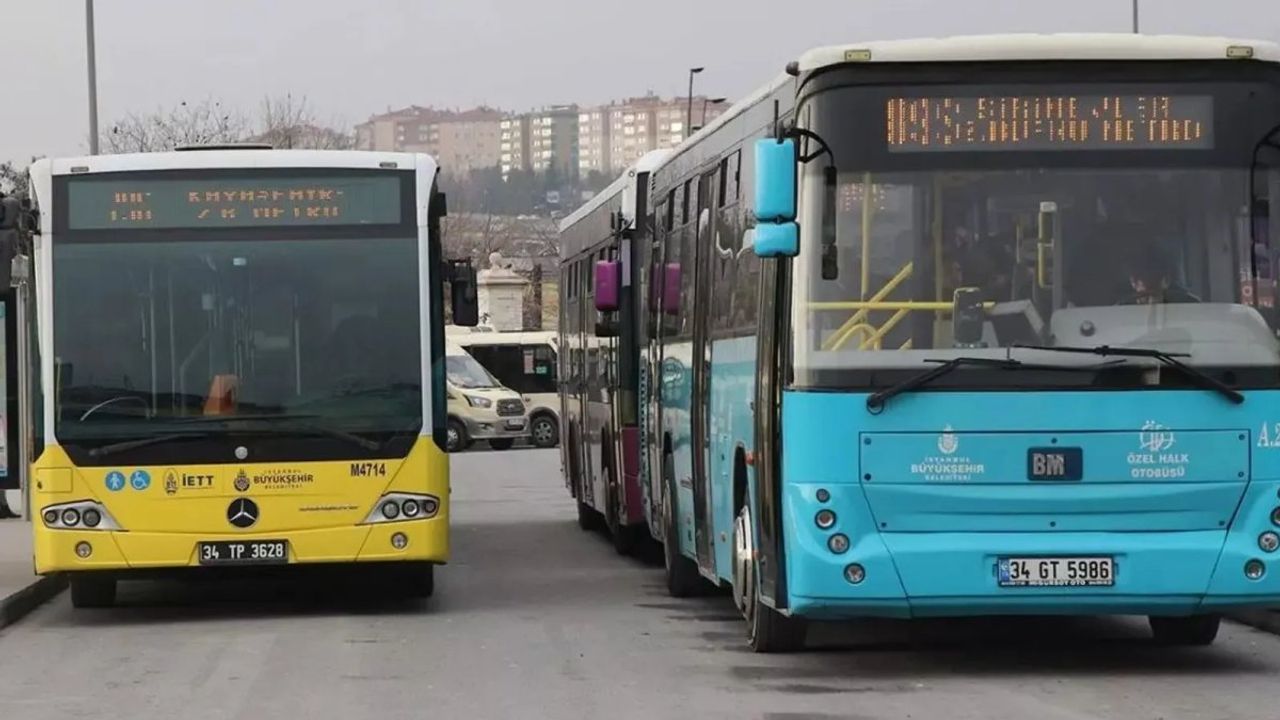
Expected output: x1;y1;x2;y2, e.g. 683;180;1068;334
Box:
595;260;620;312
752;138;800;258
447;259;479;327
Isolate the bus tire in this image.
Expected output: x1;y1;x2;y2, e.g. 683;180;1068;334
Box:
577;501;603;531
70;574;116;609
401;563;435;599
735;504;805;653
1149;615;1220;646
530;414;559;448
445;419;468;453
604;443;637;556
662;456;702;598
489;438;515;451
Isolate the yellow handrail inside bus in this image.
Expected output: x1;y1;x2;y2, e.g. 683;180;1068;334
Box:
820;261;914;351
861;308;910;350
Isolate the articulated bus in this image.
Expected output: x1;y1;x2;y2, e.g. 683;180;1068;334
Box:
559;150;669;554
590;34;1280;651
20;149;477;607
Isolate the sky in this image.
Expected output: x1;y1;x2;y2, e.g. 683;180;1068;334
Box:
3;0;1279;164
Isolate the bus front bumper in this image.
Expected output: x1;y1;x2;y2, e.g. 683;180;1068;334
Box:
34;518;447;574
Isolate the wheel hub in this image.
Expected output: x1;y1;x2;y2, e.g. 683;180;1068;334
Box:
732;506;755;617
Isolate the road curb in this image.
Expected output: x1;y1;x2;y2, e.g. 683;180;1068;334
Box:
1227;609;1280;635
0;574;67;630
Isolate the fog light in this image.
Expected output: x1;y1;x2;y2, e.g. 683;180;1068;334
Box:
815;510;836;530
1261;532;1280;553
815;488;831;503
828;533;850;554
1245;560;1266;580
844;563;866;584
381;501;400;520
75;542;92;559
391;532;408;550
42;509;58;525
82;509;102;528
401;500;421;518
61;508;81;527
422;498;439;516
1271;507;1280;527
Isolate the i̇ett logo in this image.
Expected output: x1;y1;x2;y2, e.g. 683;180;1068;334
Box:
226;498;259;529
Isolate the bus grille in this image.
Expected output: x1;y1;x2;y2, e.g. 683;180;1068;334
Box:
497;399;525;417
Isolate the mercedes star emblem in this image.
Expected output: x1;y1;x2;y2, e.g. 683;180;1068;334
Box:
227;498;259;529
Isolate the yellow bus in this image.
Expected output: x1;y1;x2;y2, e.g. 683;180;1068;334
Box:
23;148;477;607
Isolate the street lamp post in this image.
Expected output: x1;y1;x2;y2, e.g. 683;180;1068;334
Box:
686;67;705;133
1132;0;1140;33
702;97;727;127
86;0;100;155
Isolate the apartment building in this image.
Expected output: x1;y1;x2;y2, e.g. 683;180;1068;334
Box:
579;95;728;176
355;106;503;175
501;105;579;178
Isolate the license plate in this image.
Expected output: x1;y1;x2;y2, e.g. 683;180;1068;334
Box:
198;540;289;566
998;557;1114;587
1027;447;1083;481
505;421;525;430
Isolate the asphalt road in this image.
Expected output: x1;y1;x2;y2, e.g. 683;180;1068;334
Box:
2;448;1280;720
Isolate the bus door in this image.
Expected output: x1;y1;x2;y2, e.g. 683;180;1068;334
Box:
691;168;718;572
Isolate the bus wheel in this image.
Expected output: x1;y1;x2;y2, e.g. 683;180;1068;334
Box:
445;419;468;453
530;415;559;448
1150;615;1220;646
577;501;603;531
70;574;117;609
662;459;702;598
489;438;515;451
400;563;435;599
606;478;638;556
736;504;806;653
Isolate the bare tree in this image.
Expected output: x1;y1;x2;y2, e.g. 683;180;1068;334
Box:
0;160;31;199
256;94;355;150
102;99;249;153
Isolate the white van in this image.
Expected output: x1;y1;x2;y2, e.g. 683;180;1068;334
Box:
445;341;529;452
448;329;560;448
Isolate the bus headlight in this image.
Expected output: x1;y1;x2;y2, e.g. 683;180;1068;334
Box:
815;510;836;530
362;493;441;524
1260;532;1280;553
39;501;121;531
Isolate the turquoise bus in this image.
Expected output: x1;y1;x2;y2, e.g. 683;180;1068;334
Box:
618;34;1280;651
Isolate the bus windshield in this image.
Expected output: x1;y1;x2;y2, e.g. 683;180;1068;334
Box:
792;77;1280;389
53;234;422;461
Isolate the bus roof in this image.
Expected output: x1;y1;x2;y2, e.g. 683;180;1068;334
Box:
449;329;557;347
558;149;670;232
796;34;1280;74
657;33;1280;176
33;149;436;177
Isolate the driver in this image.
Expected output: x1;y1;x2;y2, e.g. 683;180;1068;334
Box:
1123;244;1200;305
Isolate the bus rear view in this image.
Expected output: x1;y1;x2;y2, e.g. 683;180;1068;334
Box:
26;149;476;607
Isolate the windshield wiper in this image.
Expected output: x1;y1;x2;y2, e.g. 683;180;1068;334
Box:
867;357;1025;414
1013;344;1245;405
88;431;217;459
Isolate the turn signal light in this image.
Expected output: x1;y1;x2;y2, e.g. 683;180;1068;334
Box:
1245;560;1266;580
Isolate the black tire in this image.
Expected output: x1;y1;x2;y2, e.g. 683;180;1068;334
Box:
489;438;515;451
662;455;703;598
577;501;603;531
733;503;805;652
69;574;117;609
445;419;468;453
604;443;638;556
1150;615;1220;646
530;414;559;448
400;563;435;599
